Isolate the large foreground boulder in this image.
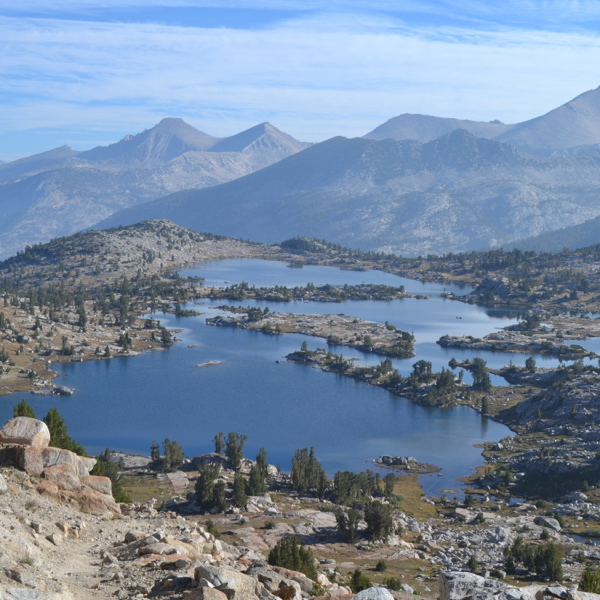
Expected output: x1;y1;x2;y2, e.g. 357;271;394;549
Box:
439;571;600;600
194;564;261;600
0;417;51;447
354;588;394;600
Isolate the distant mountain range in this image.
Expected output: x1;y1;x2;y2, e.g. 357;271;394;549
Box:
0;119;310;258
6;85;600;258
364;85;600;157
97;128;600;256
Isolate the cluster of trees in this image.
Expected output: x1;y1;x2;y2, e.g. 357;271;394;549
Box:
267;535;317;578
580;566;600;593
195;437;269;512
291;447;327;497
211;282;407;303
333;470;395;505
504;537;563;581
331;499;397;543
150;439;185;472
470;358;492;392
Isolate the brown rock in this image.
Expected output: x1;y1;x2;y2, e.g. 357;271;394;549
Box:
184;588;230;600
194;564;261;600
74;488;120;515
55;521;69;534
19;446;45;476
80;475;112;496
46;532;63;546
10;445;95;477
0;417;50;447
273;586;297;600
42;465;82;492
42;447;94;476
159;554;192;569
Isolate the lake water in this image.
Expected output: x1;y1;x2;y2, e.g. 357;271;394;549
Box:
0;259;572;497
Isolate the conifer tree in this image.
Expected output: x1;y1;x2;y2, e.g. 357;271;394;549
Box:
232;472;247;508
13;399;36;418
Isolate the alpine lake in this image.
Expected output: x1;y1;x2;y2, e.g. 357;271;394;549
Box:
0;259;579;496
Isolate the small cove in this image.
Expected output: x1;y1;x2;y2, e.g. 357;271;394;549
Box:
0;259;576;496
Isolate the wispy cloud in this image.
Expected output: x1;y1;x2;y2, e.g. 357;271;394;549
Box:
1;4;599;159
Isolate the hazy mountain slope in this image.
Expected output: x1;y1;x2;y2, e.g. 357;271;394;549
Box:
495;86;600;156
0;145;79;183
509;213;600;253
0;119;310;258
96;130;600;256
364;114;513;143
365;87;600;157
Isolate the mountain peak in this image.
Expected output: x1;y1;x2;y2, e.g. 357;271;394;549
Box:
209;122;310;156
495;85;600;155
80;118;218;165
364;113;513;144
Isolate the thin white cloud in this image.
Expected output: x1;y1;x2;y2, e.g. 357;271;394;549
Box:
4;0;600;27
1;9;599;156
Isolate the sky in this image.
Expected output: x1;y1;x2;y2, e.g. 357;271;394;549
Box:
1;1;600;162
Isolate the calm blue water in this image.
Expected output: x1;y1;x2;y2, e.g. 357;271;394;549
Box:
0;259;571;496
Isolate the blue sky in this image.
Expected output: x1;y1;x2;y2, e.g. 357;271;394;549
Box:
1;1;600;161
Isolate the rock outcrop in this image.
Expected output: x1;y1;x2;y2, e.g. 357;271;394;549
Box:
0;418;118;515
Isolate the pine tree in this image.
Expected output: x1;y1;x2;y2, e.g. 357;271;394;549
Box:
212;480;228;512
247;463;267;496
364;500;394;541
256;447;268;477
268;536;317;578
213;432;224;455
13;399;36;418
150;441;160;464
383;473;396;499
349;569;372;593
232;472;247;508
225;432;247;471
43;408;86;456
195;464;221;510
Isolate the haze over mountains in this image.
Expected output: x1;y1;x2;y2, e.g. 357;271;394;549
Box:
98;128;600;256
365;85;600;156
6;85;600;258
0;119;310;258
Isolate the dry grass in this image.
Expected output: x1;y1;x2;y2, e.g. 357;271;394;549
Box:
393;474;437;519
120;474;179;504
